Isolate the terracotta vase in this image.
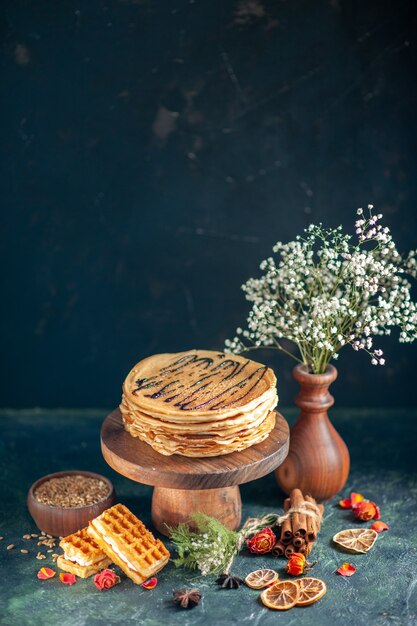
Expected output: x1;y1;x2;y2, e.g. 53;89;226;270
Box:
275;364;350;501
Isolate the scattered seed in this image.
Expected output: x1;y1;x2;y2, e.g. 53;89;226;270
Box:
47;549;53;553
23;534;31;540
0;536;4;541
37;537;56;549
31;533;39;538
7;544;14;550
52;554;58;562
20;549;29;554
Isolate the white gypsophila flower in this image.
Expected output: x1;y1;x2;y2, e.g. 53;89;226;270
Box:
225;207;417;373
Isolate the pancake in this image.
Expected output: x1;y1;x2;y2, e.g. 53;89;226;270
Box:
120;391;277;434
123;350;276;419
120;350;278;457
123;410;276;457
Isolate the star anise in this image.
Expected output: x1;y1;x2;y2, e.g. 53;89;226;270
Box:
173;588;202;609
216;573;243;589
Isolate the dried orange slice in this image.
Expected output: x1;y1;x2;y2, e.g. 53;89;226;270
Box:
260;580;299;610
245;569;279;589
333;528;378;554
295;577;327;606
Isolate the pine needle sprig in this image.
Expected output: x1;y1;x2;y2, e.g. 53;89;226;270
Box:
169;512;280;576
168;513;239;576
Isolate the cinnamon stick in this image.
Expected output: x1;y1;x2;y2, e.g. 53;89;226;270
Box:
276;490;324;560
280;497;293;540
298;542;313;556
284;544;295;558
290;489;307;537
271;541;286;557
293;536;305;549
280;536;293;546
305;495;315;539
303;542;313;557
305;495;323;541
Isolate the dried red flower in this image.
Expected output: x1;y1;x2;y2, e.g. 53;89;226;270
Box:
37;567;56;580
142;577;158;590
59;573;77;585
350;492;365;507
93;569;121;591
353;501;380;521
371;521;389;533
339;492;365;509
246;527;276;555
339;498;352;509
286;553;306;576
337;562;356;577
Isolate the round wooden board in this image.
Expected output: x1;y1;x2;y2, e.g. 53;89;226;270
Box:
101;408;290;489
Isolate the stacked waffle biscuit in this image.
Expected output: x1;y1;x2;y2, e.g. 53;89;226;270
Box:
57;504;170;584
88;504;170;584
120;350;278;457
57;527;112;578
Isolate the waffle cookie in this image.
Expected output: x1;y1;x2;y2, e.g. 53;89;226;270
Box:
87;504;170;584
57;527;111;578
120;350;278;457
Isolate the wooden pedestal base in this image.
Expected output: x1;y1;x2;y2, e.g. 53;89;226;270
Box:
152;486;242;536
101;409;289;533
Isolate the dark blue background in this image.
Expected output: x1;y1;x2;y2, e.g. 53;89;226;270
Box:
1;0;416;408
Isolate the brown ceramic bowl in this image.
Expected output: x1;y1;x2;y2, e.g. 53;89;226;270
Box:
27;470;116;537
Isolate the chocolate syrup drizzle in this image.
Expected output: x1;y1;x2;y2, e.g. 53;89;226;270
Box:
132;353;270;411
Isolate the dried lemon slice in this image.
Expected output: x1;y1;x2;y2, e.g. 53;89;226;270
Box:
333;528;378;554
260;580;299;610
245;569;279;589
295;577;327;606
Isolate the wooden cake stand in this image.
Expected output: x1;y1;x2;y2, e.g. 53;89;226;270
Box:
101;409;289;536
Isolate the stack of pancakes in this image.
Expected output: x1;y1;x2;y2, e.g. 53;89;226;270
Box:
120;350;278;457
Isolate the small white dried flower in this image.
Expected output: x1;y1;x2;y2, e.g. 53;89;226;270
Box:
225;207;417;374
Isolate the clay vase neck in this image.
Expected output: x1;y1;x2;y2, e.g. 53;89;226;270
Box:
275;364;350;501
293;363;337;415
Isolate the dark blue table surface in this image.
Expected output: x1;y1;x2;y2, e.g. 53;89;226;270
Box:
1;407;416;626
